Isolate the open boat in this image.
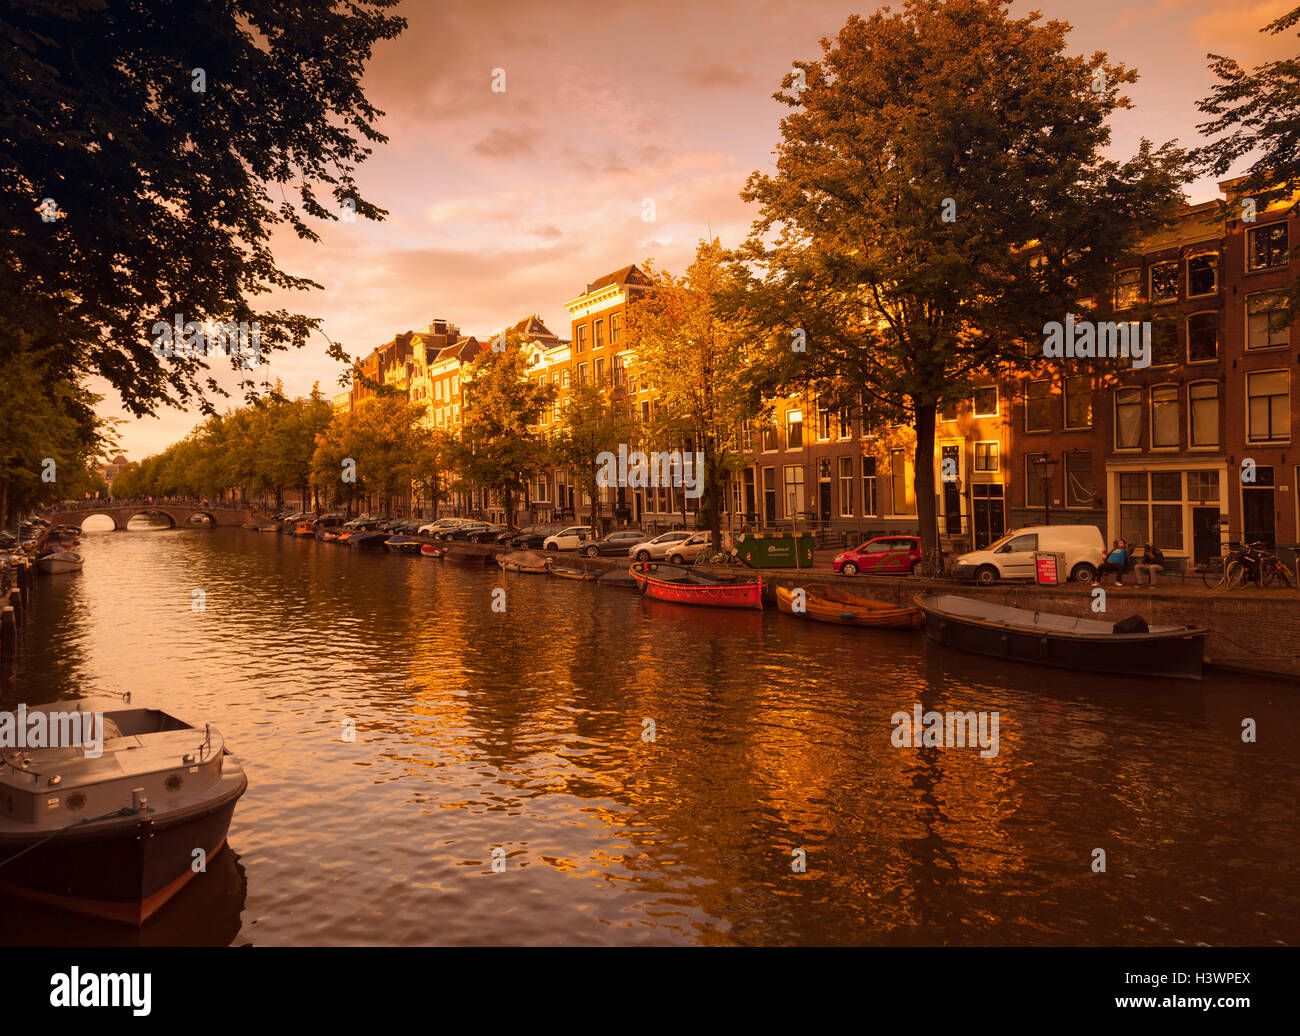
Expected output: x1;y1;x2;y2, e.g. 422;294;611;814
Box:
347;532;389;550
597;569;638;589
629;562;763;610
776;584;922;629
444;545;493;565
420;543;444;558
0;696;247;925
36;550;84;574
497;550;551;574
551;565;598;581
384;535;422;554
914;593;1207;680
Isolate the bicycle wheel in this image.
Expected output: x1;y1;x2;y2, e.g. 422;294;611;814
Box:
1225;561;1246;590
1201;564;1224;589
913;559;936;579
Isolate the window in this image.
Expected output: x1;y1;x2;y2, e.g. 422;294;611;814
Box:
640;400;651;424
837;409;851;439
974;441;998;472
1189;382;1219;448
1150;261;1179;302
1025;380;1051;432
889;449;912;514
611;353;624;387
862;457;878;516
577;362;588;384
593;319;604;348
1151;317;1179;366
1118;471;1185;551
763;467;777;523
1115;268;1141;309
1025;452;1046;507
575;324;587;353
1188;470;1219;502
1187;253;1218;297
740;421;753;451
1064;375;1092;429
610;312;623;344
1115;388;1142;449
1187;312;1218;362
940;398;960;422
973;386;998;416
562;369;571;388
762;424;779;452
786;410;803;449
435;380;443;401
1151;385;1179;448
1065;452;1094;508
838;457;854;516
783;465;805;518
594;357;605;385
816;402;832;441
1247;292;1289;350
1247;221;1288;272
1247;371;1289;443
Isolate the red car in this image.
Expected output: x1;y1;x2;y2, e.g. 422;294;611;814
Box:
833;535;923;576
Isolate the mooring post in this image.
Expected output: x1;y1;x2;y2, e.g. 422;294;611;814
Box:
7;588;21;629
1;606;15;663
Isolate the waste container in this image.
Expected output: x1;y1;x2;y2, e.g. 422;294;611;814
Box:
1034;551;1065;585
735;531;815;568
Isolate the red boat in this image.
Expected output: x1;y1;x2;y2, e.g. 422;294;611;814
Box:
420;543;444;558
629;562;764;610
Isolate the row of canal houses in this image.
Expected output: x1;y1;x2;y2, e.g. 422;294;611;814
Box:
335;178;1300;565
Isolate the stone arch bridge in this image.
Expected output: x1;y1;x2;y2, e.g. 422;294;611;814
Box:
42;504;262;531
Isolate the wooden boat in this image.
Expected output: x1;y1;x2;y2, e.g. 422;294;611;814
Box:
384;535;422;554
36;550;84;574
776;583;922;629
914;593;1207;680
420;543;444;558
347;532;389;550
255;524;279;533
551;566;598;581
629;562;763;610
597;569;638;589
444;545;493;565
0;696;247;925
293;520;316;537
497;550;551;574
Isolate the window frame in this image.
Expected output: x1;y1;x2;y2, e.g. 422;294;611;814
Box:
1186;252;1219;300
1186;311;1219;364
1149;383;1180;450
1149;260;1179;303
1246;220;1289;273
1246;369;1290;445
1188;380;1219;450
1114;387;1143;451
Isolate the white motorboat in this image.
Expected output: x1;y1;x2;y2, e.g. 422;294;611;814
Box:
35;550;83;574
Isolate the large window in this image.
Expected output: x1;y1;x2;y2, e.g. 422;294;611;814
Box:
783;465;805;518
1065;452;1094;508
1247;221;1288;272
816;402;833;441
1151;385;1179;448
837;409;852;439
1150;261;1179;302
973;386;998;416
1187;253;1218;298
838;457;854;516
1247;371;1289;443
575;324;587;353
786;410;803;449
889;449;912;514
1115;268;1141;309
762;424;779;452
610;312;623;344
1118;471;1185;552
862;457;878;516
577;362;588;384
974;441;999;472
593;319;605;348
1189;382;1219;448
1025;380;1051;432
1025;452;1046;507
1064;375;1092;429
1247;292;1289;350
1115;388;1142;449
1187;312;1219;362
1151;317;1179;366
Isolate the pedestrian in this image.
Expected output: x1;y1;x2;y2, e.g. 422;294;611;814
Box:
1097;539;1131;586
1134;542;1165;587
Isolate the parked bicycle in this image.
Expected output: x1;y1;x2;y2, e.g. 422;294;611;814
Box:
1227;541;1296;590
911;547;952;580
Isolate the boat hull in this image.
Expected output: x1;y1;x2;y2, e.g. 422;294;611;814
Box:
36;552;83;574
0;767;247;925
630;563;763;609
915;594;1206;679
776;584;922;629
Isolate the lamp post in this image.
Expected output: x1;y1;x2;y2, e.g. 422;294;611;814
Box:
1033;454;1059;525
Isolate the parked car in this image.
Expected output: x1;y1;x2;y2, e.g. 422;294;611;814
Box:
834;535;923;576
439;521;494;542
663;531;724;565
542;526;595;552
418;517;469;537
345;514;379;529
581;529;646;558
469;524;510;543
952;525;1106;585
628;530;691;562
510;525;564;549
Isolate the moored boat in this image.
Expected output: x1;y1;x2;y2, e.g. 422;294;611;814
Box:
913;593;1207;680
0;696;247;925
420;543;444;558
347;532;389;550
384;535;422;554
497;550;551;574
776;583;922;629
551;566;598;581
293;520;316;537
444;545;493;565
35;550;84;574
629;562;763;609
597;569;638;589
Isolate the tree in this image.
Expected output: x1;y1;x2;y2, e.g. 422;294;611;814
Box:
1195;5;1300;312
411;427;457;518
628;241;764;549
549;381;637;528
453;343;554;527
738;0;1190;556
0;0;405;416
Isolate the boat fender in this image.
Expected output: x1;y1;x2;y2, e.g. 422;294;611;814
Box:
1000;633;1009;658
1040;636;1050;658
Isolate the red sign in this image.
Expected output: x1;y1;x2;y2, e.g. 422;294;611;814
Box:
1035;555;1060;585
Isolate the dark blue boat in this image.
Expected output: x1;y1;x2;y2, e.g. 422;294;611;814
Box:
347;532;389;550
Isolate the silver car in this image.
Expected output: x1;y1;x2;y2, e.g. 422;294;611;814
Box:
628;530;692;562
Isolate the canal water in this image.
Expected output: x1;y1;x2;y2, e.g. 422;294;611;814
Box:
3;518;1298;946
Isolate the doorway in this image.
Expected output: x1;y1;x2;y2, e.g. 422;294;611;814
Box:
1192;507;1219;564
1242;466;1275;547
972;484;1004;549
941;445;962;535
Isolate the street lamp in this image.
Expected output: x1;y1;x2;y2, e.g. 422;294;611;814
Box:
1033;454;1059;525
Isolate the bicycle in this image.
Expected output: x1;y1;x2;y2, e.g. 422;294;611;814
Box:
1227;541;1296;590
694;548;745;567
911;547;951;580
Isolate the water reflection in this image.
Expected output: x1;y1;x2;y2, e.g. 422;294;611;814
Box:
0;517;1296;946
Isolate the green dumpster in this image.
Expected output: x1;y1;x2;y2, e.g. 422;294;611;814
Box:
735;531;815;568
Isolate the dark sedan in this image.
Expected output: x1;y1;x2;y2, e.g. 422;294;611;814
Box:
508;524;564;549
580;529;646;558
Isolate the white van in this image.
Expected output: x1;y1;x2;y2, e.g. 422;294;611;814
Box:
952;525;1105;585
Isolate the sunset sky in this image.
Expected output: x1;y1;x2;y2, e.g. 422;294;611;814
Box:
100;0;1296;459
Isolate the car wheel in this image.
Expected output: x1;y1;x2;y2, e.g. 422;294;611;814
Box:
546;543;558;551
1071;563;1096;585
584;545;599;558
636;550;651;562
668;553;684;565
975;565;999;585
841;562;859;576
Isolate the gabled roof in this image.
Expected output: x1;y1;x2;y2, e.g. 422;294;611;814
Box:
434;336;480;364
510;314;558;339
585;264;650;294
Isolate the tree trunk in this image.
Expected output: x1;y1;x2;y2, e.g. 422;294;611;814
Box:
913;401;938;557
706;441;722;553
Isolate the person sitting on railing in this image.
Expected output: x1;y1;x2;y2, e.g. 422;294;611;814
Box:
1134;542;1165;587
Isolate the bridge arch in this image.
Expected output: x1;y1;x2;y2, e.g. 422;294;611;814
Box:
41;503;258;532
